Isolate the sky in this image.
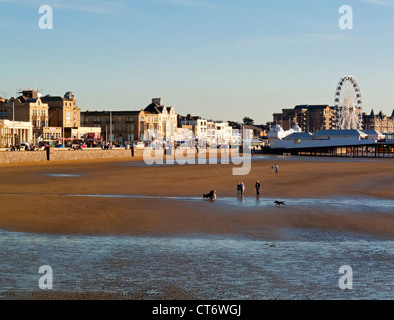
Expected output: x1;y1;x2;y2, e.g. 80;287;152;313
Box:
1;0;394;124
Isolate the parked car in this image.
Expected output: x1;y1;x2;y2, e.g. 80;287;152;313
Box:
134;142;145;149
20;142;30;150
38;144;49;150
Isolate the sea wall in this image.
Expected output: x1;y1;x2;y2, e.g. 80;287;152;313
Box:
0;148;145;164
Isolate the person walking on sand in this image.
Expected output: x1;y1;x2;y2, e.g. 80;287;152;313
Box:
237;182;241;196
240;182;245;197
255;180;261;196
275;164;279;174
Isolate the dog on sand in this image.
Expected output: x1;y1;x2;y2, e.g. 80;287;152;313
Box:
274;200;285;207
203;190;216;201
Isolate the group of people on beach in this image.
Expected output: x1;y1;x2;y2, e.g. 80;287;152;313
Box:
236;182;246;196
237;180;261;197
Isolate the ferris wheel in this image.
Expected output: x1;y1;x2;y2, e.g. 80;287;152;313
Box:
334;75;363;130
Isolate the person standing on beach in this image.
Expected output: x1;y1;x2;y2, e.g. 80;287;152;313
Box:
255;180;261;196
275;164;279;174
237;182;241;196
240;182;245;197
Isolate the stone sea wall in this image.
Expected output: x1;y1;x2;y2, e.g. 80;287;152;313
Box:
0;148;145;164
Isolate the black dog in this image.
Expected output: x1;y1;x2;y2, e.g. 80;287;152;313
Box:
274;200;286;207
203;190;216;201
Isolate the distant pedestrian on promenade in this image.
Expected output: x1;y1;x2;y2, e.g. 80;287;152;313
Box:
275;164;279;174
45;146;50;161
255;180;261;196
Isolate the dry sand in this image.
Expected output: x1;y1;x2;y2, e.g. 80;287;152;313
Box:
0;155;393;239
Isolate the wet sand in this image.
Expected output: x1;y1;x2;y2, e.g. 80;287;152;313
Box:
0;156;393;238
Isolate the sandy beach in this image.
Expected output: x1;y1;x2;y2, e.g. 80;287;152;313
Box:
0;155;393;239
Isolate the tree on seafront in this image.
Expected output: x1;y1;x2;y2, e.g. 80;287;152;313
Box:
243;117;254;125
228;121;241;129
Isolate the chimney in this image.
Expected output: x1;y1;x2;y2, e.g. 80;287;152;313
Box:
152;98;162;105
21;90;38;99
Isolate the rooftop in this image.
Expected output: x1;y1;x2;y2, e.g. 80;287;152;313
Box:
284;132;313;139
294;105;333;110
314;129;367;137
83;110;141;115
144;99;172;114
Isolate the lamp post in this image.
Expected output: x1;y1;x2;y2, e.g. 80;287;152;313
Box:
12;101;15;147
110;110;112;146
62;105;65;147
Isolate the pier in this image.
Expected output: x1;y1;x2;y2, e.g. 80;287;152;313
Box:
278;143;394;158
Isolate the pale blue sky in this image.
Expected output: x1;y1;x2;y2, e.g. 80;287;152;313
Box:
1;0;394;123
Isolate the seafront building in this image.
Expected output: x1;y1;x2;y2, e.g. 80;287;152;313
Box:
178;115;235;146
363;110;394;133
0;119;33;148
81;110;141;145
41;91;81;129
0;90;49;144
178;115;207;142
273;105;335;133
140;98;177;142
